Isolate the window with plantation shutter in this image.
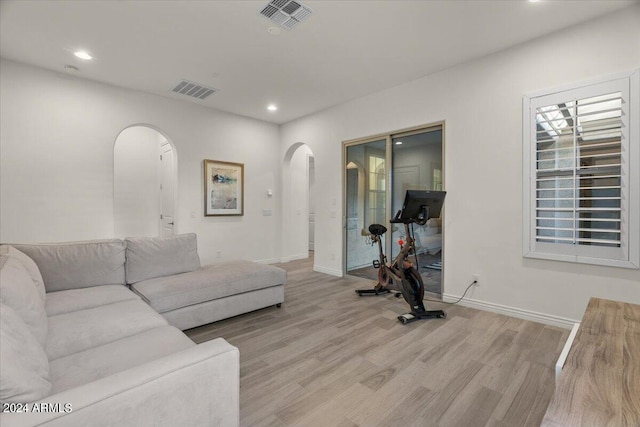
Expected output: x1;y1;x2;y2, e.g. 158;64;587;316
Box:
523;71;639;268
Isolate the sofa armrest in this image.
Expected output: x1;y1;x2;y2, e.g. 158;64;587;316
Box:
0;338;239;427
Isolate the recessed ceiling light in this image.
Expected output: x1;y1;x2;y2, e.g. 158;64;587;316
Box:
395;141;403;145
267;104;278;112
74;51;92;60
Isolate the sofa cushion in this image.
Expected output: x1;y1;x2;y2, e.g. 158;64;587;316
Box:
125;233;201;284
13;240;126;292
46;299;167;361
0;303;51;403
131;260;286;314
0;245;46;303
49;325;194;394
45;285;139;317
0;255;48;346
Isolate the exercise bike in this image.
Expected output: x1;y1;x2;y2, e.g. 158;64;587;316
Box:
355;190;447;324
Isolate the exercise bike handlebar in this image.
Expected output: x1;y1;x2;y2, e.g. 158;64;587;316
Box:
389;209;427;226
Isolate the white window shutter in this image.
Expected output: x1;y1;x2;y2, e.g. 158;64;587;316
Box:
523;71;639;269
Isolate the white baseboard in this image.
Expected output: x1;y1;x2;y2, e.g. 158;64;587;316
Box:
441;293;578;329
290;253;309;261
278;253;309;263
313;265;342;277
255;258;281;264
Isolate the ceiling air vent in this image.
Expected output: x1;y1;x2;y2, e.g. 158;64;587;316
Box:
171;80;217;100
259;0;313;30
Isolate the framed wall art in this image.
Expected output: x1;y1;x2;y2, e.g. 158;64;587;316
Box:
204;159;244;216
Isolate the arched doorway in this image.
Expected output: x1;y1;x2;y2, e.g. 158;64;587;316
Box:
113;125;177;238
282;142;315;262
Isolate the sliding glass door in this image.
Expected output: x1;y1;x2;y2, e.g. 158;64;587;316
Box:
344;124;444;296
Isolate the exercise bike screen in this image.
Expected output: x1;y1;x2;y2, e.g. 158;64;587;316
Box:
400;190;446;222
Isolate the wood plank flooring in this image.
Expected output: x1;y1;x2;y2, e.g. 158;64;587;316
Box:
186;256;569;427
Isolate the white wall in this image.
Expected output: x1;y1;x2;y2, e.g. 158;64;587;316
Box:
0;59;281;264
281;6;640;323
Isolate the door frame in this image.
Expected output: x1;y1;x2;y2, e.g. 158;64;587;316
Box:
342;121;446;286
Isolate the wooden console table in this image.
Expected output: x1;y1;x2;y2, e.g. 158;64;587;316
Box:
542;297;640;426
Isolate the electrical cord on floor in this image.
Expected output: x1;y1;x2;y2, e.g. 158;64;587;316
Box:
423;279;477;305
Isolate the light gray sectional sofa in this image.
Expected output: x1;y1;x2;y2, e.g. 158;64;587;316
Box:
0;234;286;427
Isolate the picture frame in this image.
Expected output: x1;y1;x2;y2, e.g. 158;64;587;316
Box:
204;159;244;216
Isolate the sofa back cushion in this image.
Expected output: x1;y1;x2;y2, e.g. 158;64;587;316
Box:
13;240;126;292
125;233;200;284
0;245;45;304
0;303;52;403
0;255;48;346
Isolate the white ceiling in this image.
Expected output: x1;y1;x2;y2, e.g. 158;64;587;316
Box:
1;0;636;124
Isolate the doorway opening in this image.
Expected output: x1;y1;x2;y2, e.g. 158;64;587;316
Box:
344;124;445;296
113;125;177;238
283;143;315;262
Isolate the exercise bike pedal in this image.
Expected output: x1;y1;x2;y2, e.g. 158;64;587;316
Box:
397;313;416;324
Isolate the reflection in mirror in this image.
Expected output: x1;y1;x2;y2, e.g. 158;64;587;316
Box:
391;129;443;296
345;139;386;272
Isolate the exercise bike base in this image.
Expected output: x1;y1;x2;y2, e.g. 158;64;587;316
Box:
398;310;447;324
355;289;390;296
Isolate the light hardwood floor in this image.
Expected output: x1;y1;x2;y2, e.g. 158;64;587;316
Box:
186;256;569;427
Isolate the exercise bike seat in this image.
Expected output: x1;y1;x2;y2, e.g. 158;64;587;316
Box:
368;224;387;236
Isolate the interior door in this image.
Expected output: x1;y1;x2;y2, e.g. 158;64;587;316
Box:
308;155;315;251
160;142;175;236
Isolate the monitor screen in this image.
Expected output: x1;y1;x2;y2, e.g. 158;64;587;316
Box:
399;190;446;223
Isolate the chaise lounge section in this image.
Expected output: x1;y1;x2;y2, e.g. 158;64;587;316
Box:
124;234;286;330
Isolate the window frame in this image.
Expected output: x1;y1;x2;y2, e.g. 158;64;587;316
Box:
522;70;639;269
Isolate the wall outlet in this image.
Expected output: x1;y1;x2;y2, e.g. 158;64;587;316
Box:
472;274;480;285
